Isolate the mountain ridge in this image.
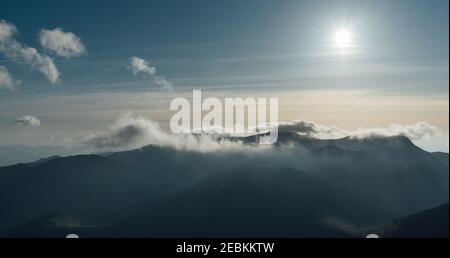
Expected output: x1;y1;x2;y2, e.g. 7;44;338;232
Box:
0;134;448;237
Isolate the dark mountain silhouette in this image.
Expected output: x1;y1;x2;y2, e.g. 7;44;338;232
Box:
4;165;352;238
0;155;134;230
0;146;249;231
100;165;351;237
0;145;88;166
0;133;448;237
377;203;449;238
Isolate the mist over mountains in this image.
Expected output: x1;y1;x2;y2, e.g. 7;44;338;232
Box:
0;132;448;238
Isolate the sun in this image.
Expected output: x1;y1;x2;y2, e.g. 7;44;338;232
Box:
334;29;352;48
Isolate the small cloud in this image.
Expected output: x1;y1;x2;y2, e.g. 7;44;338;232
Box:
0;20;60;84
84;114;162;149
128;56;173;90
15;115;41;127
0;65;19;90
128;56;155;75
39;28;86;58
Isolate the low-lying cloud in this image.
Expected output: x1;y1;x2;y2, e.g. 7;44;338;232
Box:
0;20;59;84
83;115;443;153
39;28;86;58
128;56;173;90
278;120;442;140
83;114;243;152
15;115;41;127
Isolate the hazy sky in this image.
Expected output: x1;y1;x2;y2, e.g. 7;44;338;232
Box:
0;0;448;151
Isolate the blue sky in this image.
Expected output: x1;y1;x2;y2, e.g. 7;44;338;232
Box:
1;0;448;93
0;0;448;151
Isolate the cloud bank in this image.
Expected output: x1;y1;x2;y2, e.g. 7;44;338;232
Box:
83;114;242;152
0;65;19;90
128;56;173;90
278;120;442;140
0;20;59;84
39;28;86;58
83;115;443;153
15;115;41;127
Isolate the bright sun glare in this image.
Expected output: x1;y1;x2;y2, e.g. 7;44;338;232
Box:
334;29;352;48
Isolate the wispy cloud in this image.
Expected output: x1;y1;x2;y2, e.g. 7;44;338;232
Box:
0;20;59;84
0;65;19;90
39;28;86;58
15;115;41;127
128;56;173;90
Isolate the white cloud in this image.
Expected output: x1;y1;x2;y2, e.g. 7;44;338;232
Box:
128;56;173;90
349;122;442;140
84;114;243;152
83;115;445;153
39;28;86;58
129;56;156;75
0;20;59;84
0;20;17;42
278;120;442;140
0;65;19;90
15;115;41;127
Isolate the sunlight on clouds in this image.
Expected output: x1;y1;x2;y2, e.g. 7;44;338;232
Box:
39;28;86;58
0;20;60;84
0;89;447;152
